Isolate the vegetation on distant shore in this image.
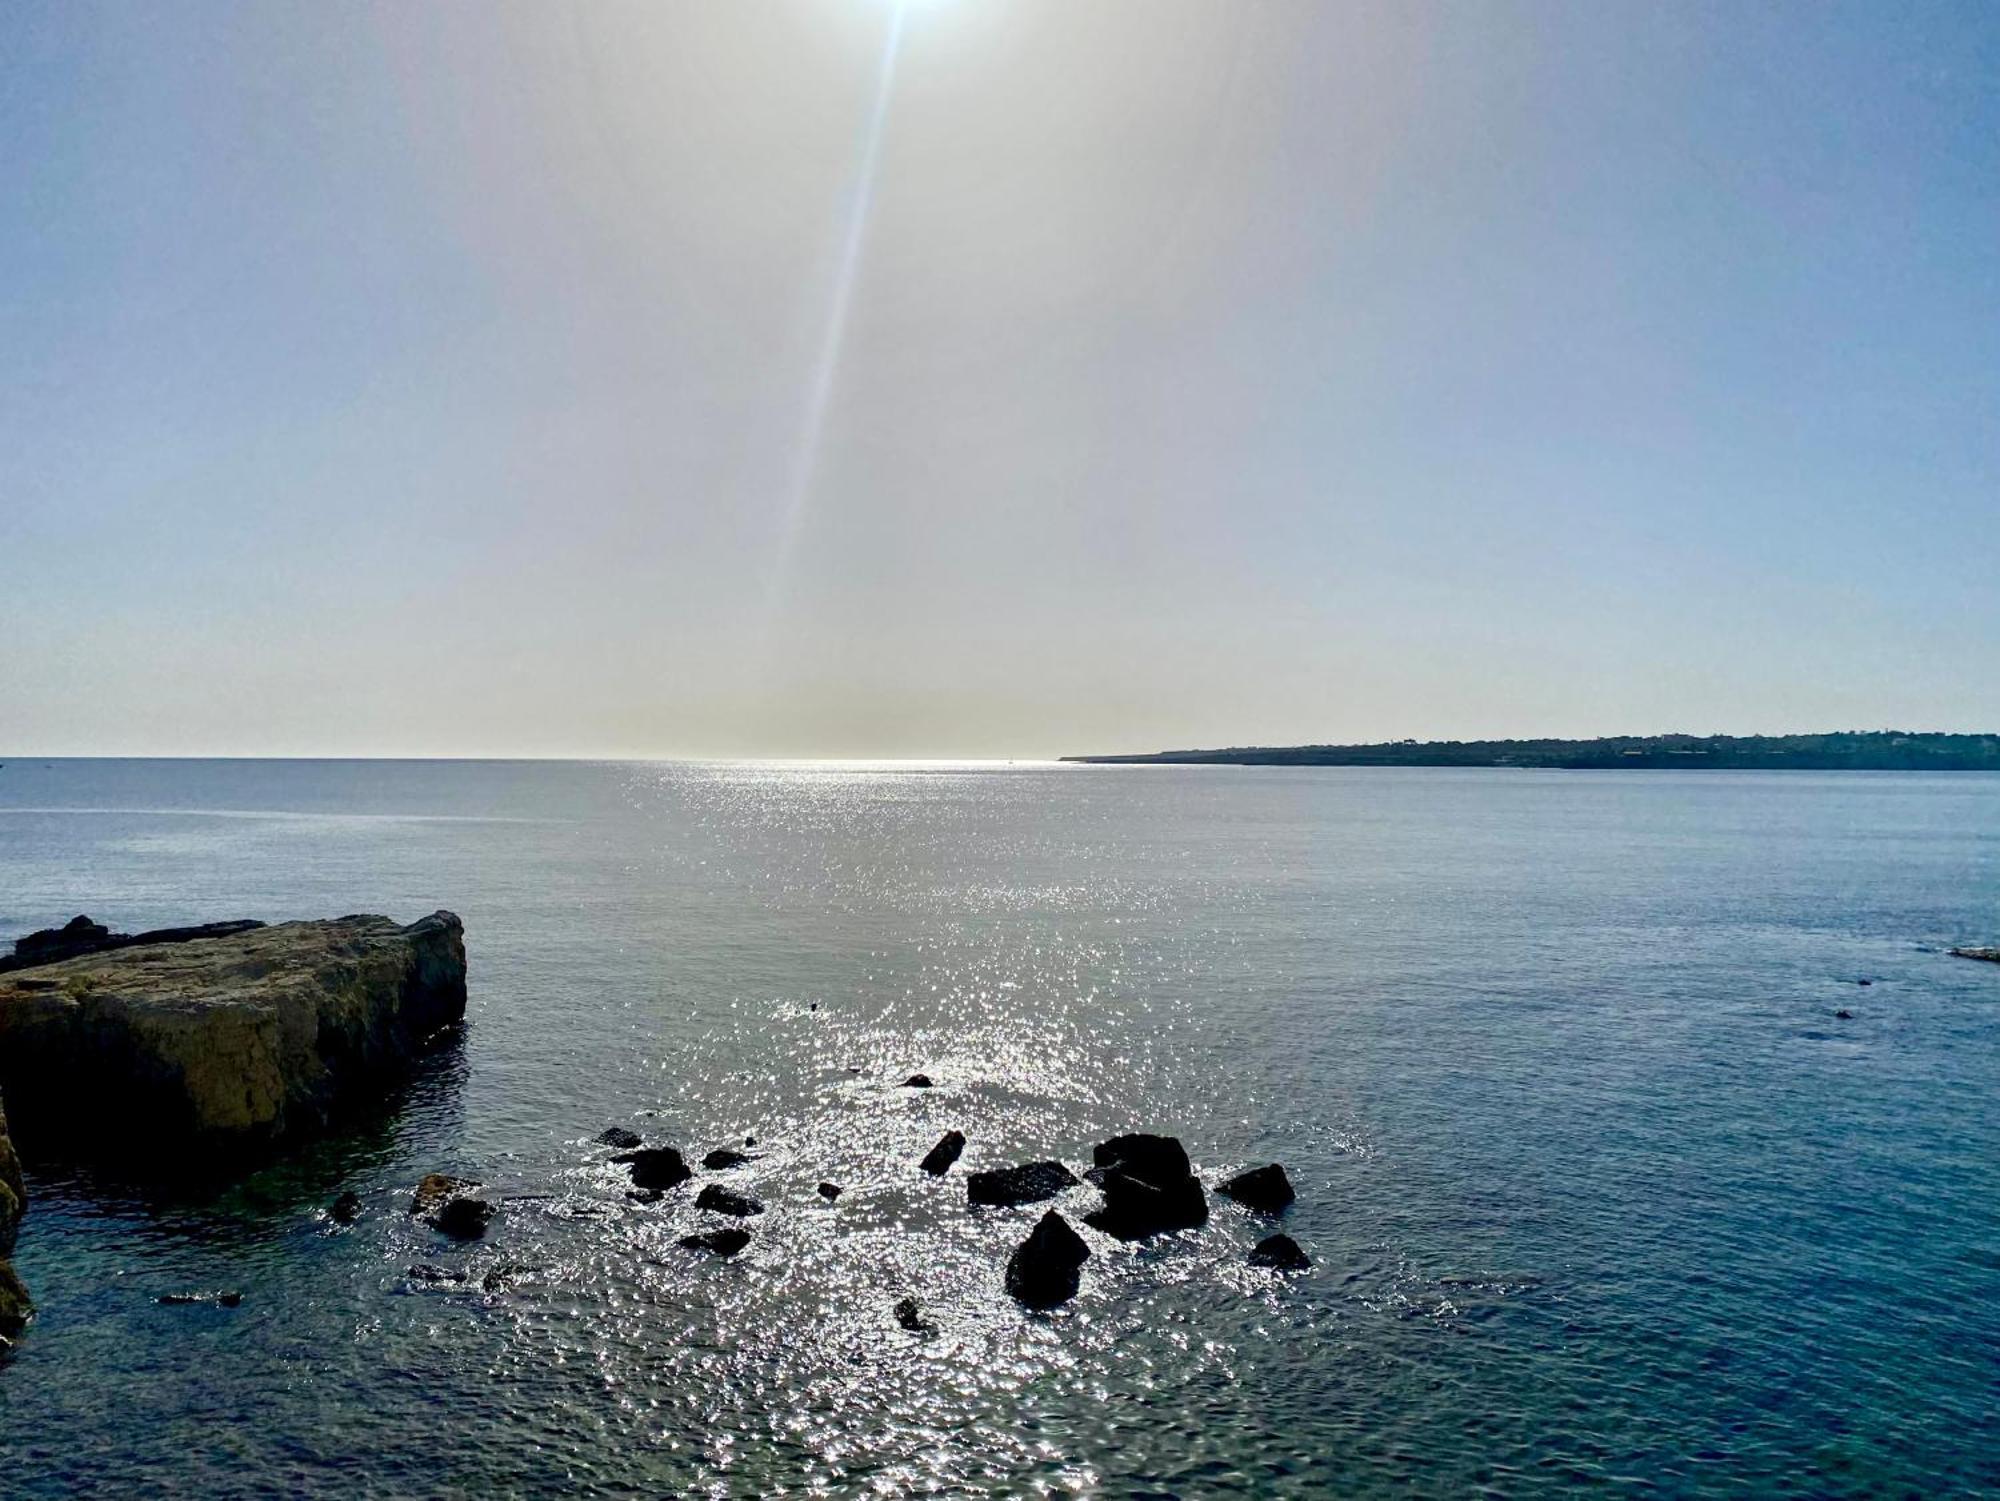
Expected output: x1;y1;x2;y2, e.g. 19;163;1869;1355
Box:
1063;732;2000;770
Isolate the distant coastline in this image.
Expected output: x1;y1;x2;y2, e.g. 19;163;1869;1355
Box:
1062;732;2000;771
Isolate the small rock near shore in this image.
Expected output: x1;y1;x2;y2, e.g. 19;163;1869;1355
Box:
613;1146;693;1192
330;1191;363;1224
967;1161;1080;1208
433;1195;495;1240
695;1184;765;1217
893;1296;931;1332
919;1130;966;1176
595;1127;643;1150
902;1074;934;1089
702;1147;755;1171
679;1226;752;1257
817;1182;843;1201
1247;1233;1312;1271
1216;1164;1296;1214
1005;1210;1090;1308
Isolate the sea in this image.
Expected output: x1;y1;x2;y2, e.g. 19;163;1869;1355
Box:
0;758;1995;1497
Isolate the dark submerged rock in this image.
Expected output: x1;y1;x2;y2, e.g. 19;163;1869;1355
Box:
893;1296;930;1332
158;1290;244;1306
679;1226;751;1257
817;1182;843;1201
1085;1134;1207;1240
0;1259;31;1334
694;1184;765;1217
919;1130;966;1176
1834;1009;1854;1020
702;1147;755;1171
595;1127;643;1150
902;1074;934;1089
330;1191;363;1224
613;1146;692;1192
406;1263;465;1284
1005;1210;1090;1308
1247;1233;1312;1271
432;1195;495;1240
626;1187;663;1204
1216;1163;1296;1214
966;1160;1080;1208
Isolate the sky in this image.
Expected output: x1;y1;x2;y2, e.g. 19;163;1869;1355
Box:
2;0;1996;758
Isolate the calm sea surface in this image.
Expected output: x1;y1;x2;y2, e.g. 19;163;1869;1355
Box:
0;759;1995;1497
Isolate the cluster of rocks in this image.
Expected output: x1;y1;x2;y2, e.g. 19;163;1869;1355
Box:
562;1105;1312;1319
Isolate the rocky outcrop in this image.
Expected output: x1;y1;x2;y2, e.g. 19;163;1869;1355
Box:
679;1226;751;1257
1005;1210;1089;1307
411;1173;494;1239
967;1160;1079;1208
1084;1134;1207;1240
0;916;267;975
1950;946;2000;963
595;1127;642;1150
0;912;466;1165
702;1147;755;1171
1216;1163;1295;1213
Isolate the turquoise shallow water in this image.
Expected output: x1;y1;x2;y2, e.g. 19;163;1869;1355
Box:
0;759;1996;1497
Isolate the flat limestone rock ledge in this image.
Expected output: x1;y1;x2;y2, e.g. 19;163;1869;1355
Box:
0;912;466;1166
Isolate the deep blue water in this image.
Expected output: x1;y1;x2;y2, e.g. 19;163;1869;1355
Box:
0;759;1996;1496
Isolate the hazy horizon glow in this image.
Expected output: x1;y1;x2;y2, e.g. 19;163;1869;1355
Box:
4;1;1997;757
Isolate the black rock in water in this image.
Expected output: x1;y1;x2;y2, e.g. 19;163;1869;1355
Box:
1834;1009;1854;1020
1085;1134;1206;1240
596;1127;643;1150
1248;1233;1312;1271
432;1195;495;1240
1216;1163;1296;1214
893;1296;930;1331
817;1182;843;1201
967;1161;1080;1208
680;1226;751;1257
902;1074;934;1089
1092;1133;1192;1182
158;1290;244;1306
1005;1210;1090;1308
406;1263;465;1284
695;1184;765;1217
919;1130;966;1176
330;1191;363;1224
613;1146;692;1191
703;1147;755;1171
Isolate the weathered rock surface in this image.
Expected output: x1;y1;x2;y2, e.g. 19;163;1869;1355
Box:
1247;1233;1312;1271
614;1147;692;1191
1216;1163;1295;1213
919;1130;966;1176
0;916;267;975
1085;1134;1207;1240
967;1160;1080;1208
0;912;466;1164
694;1184;764;1217
1005;1210;1090;1308
1950;946;2000;963
595;1127;643;1150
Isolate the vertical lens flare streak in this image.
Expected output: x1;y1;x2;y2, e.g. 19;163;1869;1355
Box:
766;3;909;605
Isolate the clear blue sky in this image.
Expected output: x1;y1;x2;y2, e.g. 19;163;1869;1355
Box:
3;1;1995;756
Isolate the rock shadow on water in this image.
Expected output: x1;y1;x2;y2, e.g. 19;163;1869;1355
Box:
22;1031;473;1244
